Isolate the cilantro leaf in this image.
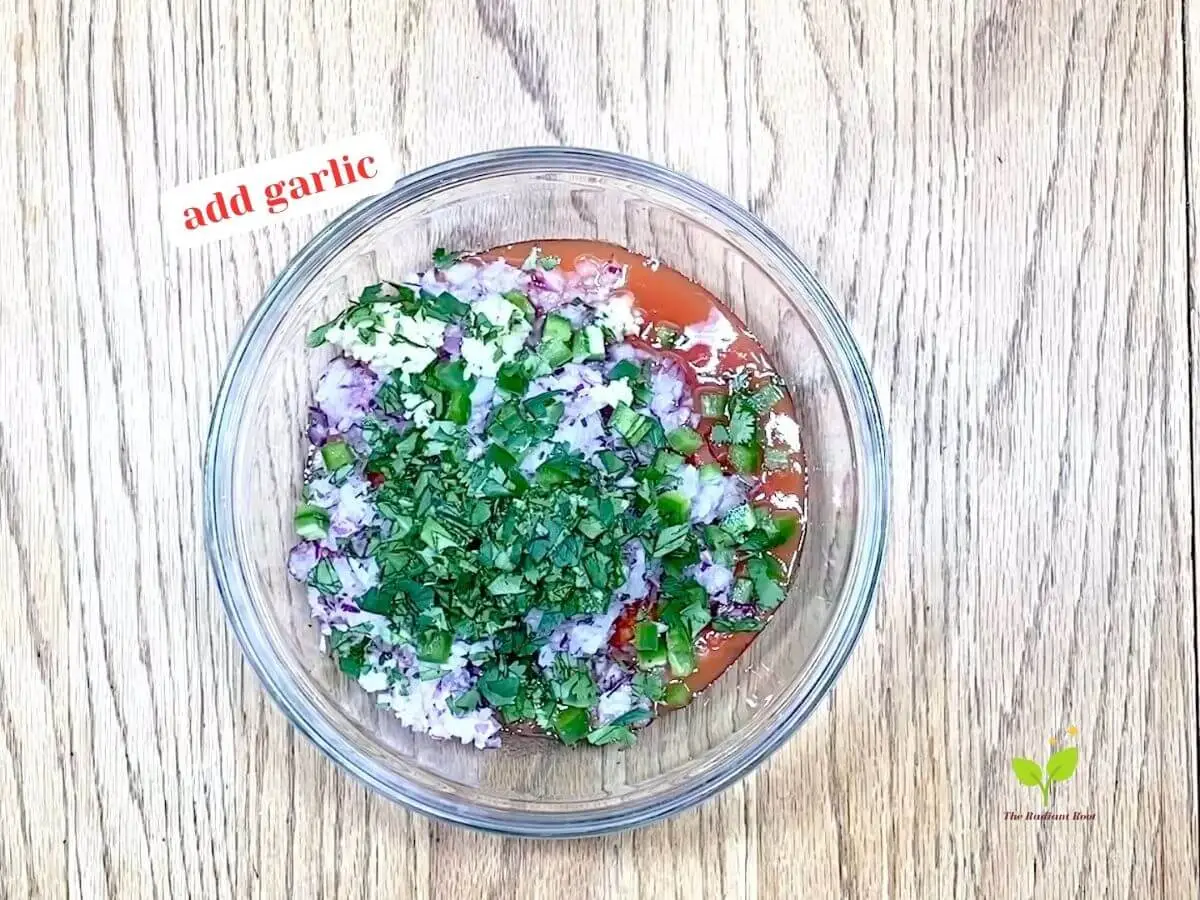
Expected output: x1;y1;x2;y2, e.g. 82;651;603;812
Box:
448;689;481;714
356;588;391;616
309;558;342;595
632;672;665;702
487;573;526;596
549;663;598;709
307;321;335;348
423;291;470;322
586;724;636;747
608;707;653;728
328;631;368;677
417;629;452;663
728;404;757;444
653;523;693;558
712;617;765;633
746;382;784;412
747;555;787;610
553;707;590;744
676;594;712;638
432;247;463;269
338;652;366;678
478;670;521;707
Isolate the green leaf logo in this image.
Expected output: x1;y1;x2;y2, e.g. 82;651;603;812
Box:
1046;747;1078;783
1011;757;1043;786
1011;728;1081;807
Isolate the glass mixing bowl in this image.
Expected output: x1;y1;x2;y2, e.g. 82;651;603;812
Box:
204;147;888;837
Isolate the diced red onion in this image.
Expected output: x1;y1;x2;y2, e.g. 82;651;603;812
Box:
442;322;464;355
287;541;320;581
688;549;734;606
306;406;330;445
314;357;380;433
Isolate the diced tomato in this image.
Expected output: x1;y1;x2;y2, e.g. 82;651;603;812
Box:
608;598;655;651
366;470;386;489
705;438;731;467
691;441;719;467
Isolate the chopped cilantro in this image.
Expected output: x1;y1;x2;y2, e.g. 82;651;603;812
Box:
357;588;391;616
653;523;693;558
712;616;765;633
432;247;463;269
553;706;590;744
586;724;636;747
478;669;521;707
608;707;653;728
329;631;368;677
549;661;598;709
417;629;452;663
747;555;787;609
338;651;366;678
448;689;481;714
374;374;408;415
727;405;757;445
306;321;334;348
654;323;681;348
423;290;470;322
674;594;712;638
731;578;754;605
309;558;341;595
632;672;666;702
763;447;792;471
291;255;804;750
487;573;526;595
746;382;784;412
419;517;461;552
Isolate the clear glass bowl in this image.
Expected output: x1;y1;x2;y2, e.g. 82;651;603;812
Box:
204;147;888;836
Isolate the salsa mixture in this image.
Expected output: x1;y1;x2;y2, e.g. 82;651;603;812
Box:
287;240;806;749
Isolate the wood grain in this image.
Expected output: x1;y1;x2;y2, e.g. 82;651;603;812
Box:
1;0;1196;897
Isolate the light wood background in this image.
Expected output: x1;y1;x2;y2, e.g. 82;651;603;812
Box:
2;0;1197;897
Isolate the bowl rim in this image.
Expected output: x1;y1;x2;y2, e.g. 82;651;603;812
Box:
204;146;889;837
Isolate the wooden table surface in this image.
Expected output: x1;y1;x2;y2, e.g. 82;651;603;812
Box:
3;1;1198;897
